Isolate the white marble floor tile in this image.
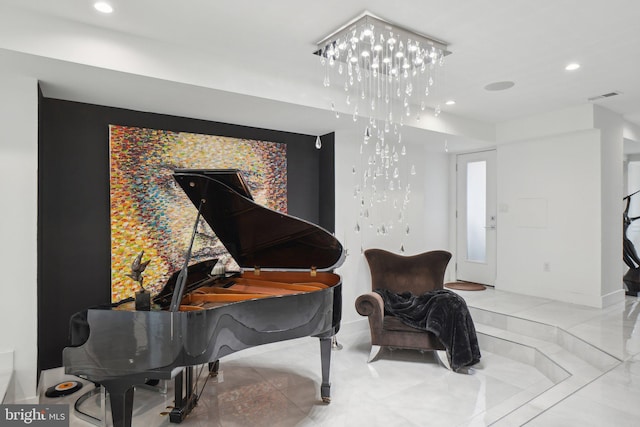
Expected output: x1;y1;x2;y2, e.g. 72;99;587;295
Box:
453;289;552;315
526;393;639;427
568;363;640;417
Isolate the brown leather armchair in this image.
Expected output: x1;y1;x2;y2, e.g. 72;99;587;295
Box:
355;248;452;364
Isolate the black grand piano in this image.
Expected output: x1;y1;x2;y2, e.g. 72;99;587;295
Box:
63;169;344;427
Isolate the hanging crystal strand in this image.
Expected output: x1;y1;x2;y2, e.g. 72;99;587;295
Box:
322;53;330;88
327;44;334;88
419;44;427;114
431;48;444;118
376;34;384;229
436;49;447;120
368;28;376;233
350;29;368;239
329;42;341;118
372;30;379;118
355;27;364;123
375;48;381;117
394;31;412;234
385;34;392;138
389;32;400;234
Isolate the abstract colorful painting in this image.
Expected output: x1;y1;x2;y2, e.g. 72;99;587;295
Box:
109;125;287;302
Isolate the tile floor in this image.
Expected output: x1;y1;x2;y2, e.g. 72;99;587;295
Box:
40;288;640;426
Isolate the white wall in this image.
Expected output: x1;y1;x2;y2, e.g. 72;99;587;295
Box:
0;72;38;402
495;104;626;308
594;105;624;304
334;127;450;324
496;130;603;306
496;104;595;144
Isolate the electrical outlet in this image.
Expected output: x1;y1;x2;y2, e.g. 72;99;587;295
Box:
543;262;550;272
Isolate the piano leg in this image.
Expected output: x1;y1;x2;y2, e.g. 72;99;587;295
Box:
100;379;135;427
319;336;332;403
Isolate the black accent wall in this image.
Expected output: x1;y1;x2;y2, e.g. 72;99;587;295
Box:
38;96;335;372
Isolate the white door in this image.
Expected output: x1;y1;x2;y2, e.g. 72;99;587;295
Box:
456;150;497;285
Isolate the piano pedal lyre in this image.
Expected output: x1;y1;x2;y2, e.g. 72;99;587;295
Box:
208;360;220;377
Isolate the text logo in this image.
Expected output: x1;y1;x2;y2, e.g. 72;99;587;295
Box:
0;405;68;426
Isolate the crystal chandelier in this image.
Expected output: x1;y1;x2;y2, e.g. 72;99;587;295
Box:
316;12;450;252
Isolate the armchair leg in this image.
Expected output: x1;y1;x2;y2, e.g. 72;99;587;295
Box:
367;345;383;363
436;350;451;370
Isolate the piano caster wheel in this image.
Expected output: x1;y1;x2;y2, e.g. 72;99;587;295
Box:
321;396;331;404
331;336;343;351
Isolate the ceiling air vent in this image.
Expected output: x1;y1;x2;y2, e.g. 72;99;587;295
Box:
588;91;622;102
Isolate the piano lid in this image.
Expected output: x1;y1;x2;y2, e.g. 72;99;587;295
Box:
173;169;344;271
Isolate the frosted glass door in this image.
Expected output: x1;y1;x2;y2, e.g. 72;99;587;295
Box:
456;151;496;285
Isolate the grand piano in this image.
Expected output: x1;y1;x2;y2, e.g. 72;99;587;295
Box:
63;169;344;427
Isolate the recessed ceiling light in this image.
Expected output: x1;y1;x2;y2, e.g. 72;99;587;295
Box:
565;63;580;71
94;2;113;14
445;100;456;106
484;81;515;91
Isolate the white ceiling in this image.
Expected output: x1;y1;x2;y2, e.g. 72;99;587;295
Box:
1;0;639;149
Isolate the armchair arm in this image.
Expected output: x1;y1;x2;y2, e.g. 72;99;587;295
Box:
355;292;384;332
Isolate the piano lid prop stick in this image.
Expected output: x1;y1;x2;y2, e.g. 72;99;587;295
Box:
169;197;206;312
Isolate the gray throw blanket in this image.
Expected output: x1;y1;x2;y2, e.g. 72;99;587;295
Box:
374;288;481;371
